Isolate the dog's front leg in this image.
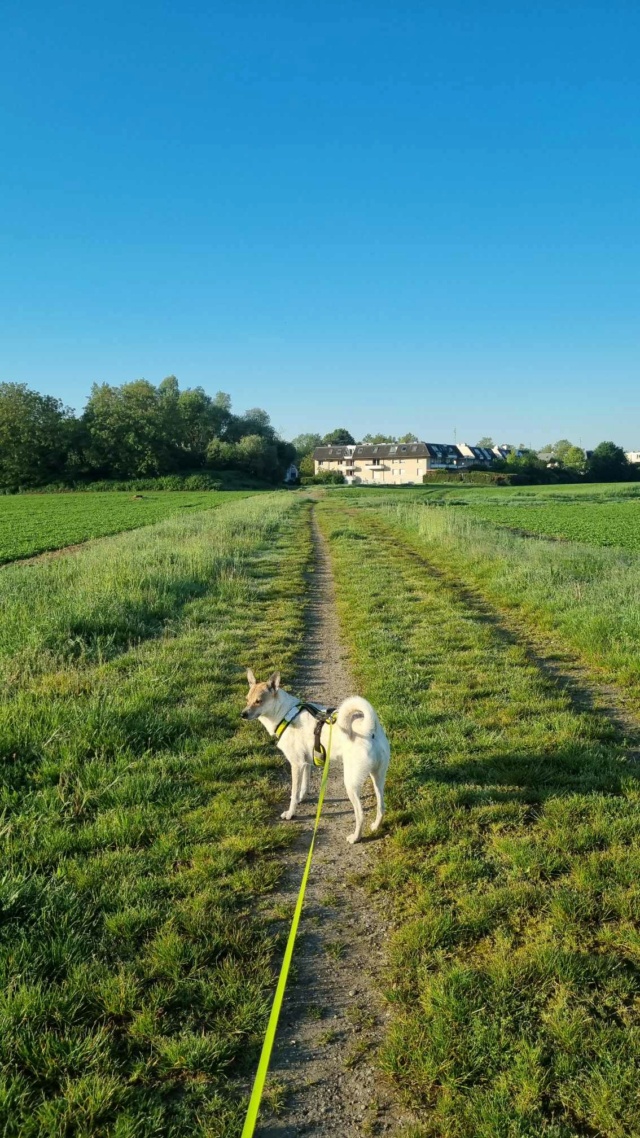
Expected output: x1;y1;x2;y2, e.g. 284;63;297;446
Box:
281;763;302;820
297;763;310;803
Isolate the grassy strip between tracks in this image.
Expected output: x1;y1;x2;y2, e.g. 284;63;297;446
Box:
0;493;310;1137
369;497;640;704
317;497;640;1138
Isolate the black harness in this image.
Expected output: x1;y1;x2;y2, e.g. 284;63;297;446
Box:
272;701;337;767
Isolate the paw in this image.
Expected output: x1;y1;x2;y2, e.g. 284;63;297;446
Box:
281;810;295;820
370;817;382;832
347;833;360;845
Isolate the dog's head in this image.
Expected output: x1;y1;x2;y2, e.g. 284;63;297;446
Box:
241;669;281;719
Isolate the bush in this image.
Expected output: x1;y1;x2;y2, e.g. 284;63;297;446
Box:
11;472;229;494
301;470;346;485
423;468;584;487
422;471;524;486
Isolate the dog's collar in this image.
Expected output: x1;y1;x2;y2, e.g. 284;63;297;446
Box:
273;702;304;740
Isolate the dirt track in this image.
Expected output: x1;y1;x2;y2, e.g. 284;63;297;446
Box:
256;509;413;1136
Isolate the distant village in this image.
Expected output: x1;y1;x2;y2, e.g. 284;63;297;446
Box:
310;441;640;486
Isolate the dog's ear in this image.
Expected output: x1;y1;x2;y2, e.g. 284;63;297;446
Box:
246;668;257;686
267;672;281;692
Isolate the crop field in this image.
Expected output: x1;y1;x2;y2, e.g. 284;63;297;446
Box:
3;487;640;1136
0;490;255;565
464;498;640;550
331;480;640;551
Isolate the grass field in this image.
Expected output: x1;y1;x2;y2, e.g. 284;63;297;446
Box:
4;485;640;1136
0;490;256;565
330;479;640;552
365;498;640;699
0;494;310;1136
464;498;640;551
318;495;640;1137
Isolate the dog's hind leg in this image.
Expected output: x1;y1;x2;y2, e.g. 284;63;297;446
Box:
344;776;365;844
369;767;386;833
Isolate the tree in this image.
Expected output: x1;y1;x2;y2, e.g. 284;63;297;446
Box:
176;386;220;466
213;391;232;412
206;438;237;469
0;382;76;490
235;434;279;480
299;453;315;476
224;406;275;443
241;407;274;437
563;445;586;472
359;432;419;444
291;432;323;459
540;439;574;464
275;439;297;472
322;428;355;445
503;448;547;481
477;436;494;448
83;379;178;478
586;441;629;482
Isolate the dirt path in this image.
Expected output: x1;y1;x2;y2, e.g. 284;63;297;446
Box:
257;511;413;1136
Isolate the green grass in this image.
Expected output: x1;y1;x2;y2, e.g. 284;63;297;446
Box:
365;498;640;701
318;495;640;1138
0;490;256;564
0;493;311;1136
465;499;640;551
328;480;640;506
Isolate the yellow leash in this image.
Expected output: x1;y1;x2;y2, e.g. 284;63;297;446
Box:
241;722;333;1137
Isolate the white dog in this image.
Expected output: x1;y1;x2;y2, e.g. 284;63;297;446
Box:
241;669;390;844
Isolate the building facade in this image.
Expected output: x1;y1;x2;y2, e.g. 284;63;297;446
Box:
313;441;498;485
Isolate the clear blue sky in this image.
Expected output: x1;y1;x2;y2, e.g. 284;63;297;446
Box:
1;1;638;448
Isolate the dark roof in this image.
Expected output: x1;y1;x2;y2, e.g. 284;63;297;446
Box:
312;441;496;463
314;442;434;460
424;443;462;460
313;446;351;459
460;445;495;462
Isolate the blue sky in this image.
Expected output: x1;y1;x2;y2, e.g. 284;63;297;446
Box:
1;1;638;448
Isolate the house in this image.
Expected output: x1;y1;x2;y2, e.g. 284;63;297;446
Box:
283;461;299;485
457;443;496;465
312;441;495;485
626;451;640;465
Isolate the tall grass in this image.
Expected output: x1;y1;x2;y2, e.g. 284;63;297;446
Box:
0;495;283;680
0;493;311;1136
377;499;640;694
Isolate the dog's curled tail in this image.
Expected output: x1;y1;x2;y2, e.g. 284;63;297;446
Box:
336;696;378;741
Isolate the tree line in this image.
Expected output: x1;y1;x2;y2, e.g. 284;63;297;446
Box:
480;437;635;482
0;382;634;492
0;379;296;491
